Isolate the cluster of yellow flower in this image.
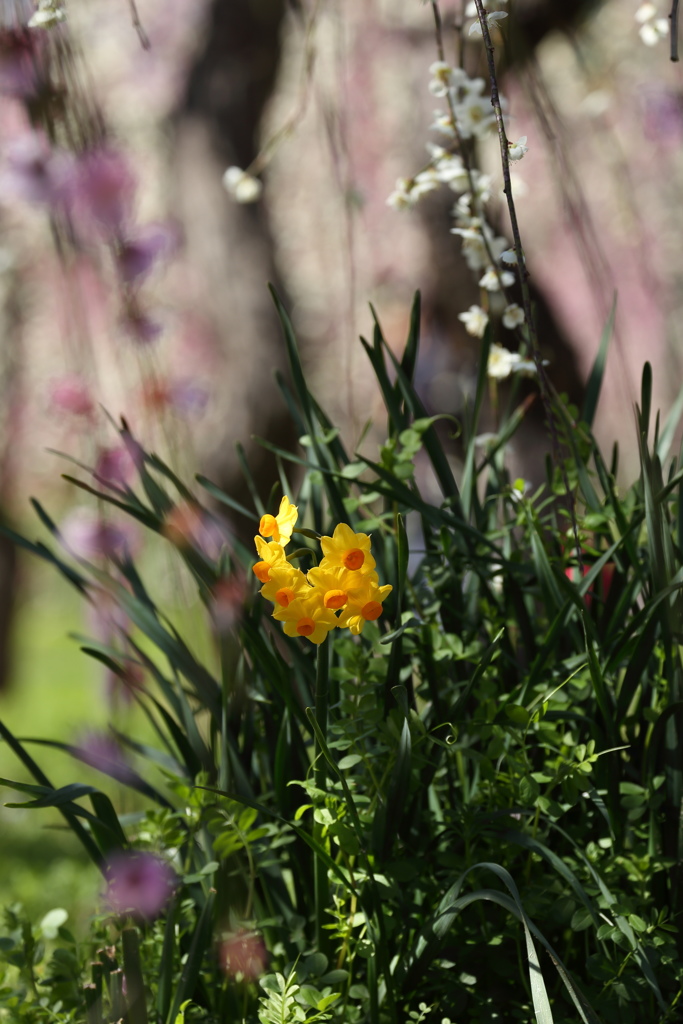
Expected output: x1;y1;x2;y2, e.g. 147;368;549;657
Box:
252;496;392;644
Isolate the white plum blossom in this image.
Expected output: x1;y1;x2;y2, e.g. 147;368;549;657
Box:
453;80;498;139
222;166;263;203
508;136;528;161
459;305;489;338
502;303;525;329
469;10;508;35
452;217;508;272
428;61;469;98
635;2;669;44
479;267;515;291
487;344;522;380
635;2;657;21
640;19;669;44
28;0;66;27
500;248;519;265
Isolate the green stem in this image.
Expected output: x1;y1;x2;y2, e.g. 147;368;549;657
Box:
314;641;330;955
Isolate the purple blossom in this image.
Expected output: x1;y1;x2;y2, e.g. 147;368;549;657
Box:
117;222;178;285
65;148;136;237
74;731;135;784
104;852;176;920
0;133;70;205
60;508;138;560
122;305;163;345
168;379;209;418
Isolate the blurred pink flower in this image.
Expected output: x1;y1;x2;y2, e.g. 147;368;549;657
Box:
219;929;268;981
141;377;209;418
210;574;246;633
105;662;145;709
162;502;227;561
104;852;176;920
75;731;135;783
50;374;94;417
65;147;136;237
60;508;138;560
94;445;137;489
117;222;178;285
0;27;41;96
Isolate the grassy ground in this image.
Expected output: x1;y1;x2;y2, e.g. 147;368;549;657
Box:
1;560;134;928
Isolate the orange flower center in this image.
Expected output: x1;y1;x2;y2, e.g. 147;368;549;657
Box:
275;587;296;607
324;589;347;610
296;617;315;637
343;548;364;570
259;514;278;540
253;561;271;583
361;600;382;621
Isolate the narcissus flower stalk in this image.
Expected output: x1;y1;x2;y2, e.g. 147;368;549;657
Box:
252;496;392;643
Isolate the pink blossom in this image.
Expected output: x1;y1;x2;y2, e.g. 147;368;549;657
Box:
219;930;268;981
50;374;94;417
104;662;145;710
210;575;246;633
0;27;41;96
104;852;176;920
141;377;209;418
74;731;135;783
162;503;227;561
94;446;137;489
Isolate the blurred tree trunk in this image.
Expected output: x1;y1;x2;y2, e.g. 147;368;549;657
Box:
172;0;297;529
171;0;603;514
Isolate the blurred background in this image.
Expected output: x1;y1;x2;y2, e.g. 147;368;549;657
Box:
0;0;682;924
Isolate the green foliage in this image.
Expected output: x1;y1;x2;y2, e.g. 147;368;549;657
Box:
3;296;683;1022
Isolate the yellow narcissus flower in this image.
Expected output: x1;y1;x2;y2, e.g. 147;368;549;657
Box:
337;577;393;635
252;536;288;584
307;563;379;611
272;591;339;645
260;562;310;609
320;523;376;574
258;496;298;547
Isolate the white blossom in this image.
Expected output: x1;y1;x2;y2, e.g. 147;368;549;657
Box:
459;305;489;338
640;19;668;44
453;80;500;139
502;303;525;329
479;267;515;291
635;2;657;21
28;1;66;27
500;248;518;265
508;136;528;161
487;343;522;380
469;10;508;35
222;166;263;203
635;2;669;43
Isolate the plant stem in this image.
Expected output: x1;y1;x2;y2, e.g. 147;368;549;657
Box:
314;641;330;955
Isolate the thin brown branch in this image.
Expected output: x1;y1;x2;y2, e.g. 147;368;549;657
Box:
671;0;680;61
127;0;150;51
